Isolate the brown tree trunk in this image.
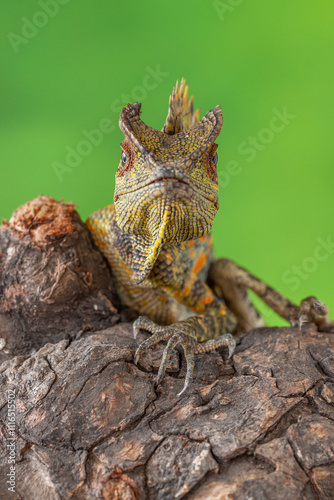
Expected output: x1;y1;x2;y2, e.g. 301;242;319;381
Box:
0;198;333;499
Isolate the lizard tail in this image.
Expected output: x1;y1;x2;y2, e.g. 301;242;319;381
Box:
163;79;200;135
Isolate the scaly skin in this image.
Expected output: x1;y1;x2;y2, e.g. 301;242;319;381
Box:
87;79;333;396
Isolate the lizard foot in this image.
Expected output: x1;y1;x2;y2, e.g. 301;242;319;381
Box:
290;296;334;332
133;316;236;397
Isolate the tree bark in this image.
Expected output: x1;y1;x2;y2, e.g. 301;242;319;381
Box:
0;198;333;500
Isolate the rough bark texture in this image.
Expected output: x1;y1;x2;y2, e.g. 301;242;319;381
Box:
0;198;333;500
0;196;130;364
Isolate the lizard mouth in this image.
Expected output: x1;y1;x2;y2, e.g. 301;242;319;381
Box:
115;174;218;209
145;176;190;187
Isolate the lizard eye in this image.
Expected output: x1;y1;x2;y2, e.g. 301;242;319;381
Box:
121;151;129;165
211;152;218;167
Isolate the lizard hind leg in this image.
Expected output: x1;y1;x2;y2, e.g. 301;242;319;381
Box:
163;79;200;135
209;258;334;332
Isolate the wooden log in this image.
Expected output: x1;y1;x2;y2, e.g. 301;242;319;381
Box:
0;198;333;499
0;196;125;364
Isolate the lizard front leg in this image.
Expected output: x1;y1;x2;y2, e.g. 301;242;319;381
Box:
209;258;334;332
133;277;237;396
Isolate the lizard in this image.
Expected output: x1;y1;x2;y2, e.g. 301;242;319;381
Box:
86;79;333;396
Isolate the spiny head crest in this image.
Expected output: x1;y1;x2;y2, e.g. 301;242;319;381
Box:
118;100;222;168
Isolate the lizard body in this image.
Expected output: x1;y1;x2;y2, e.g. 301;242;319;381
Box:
87;204;216;325
87;80;333;395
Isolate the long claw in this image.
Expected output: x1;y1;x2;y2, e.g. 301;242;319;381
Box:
155;335;180;387
177;348;195;398
225;334;236;359
133;325;139;340
134;345;142;365
298;312;304;330
177;385;189;398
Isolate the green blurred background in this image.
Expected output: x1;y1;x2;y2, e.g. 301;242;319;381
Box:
1;0;333;325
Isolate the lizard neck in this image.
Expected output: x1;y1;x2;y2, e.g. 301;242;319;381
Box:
114;209;171;285
114;185;216;284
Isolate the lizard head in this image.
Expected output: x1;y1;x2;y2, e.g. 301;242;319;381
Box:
113;89;222;283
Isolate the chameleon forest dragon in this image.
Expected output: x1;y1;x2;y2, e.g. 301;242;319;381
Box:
86;80;333;396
